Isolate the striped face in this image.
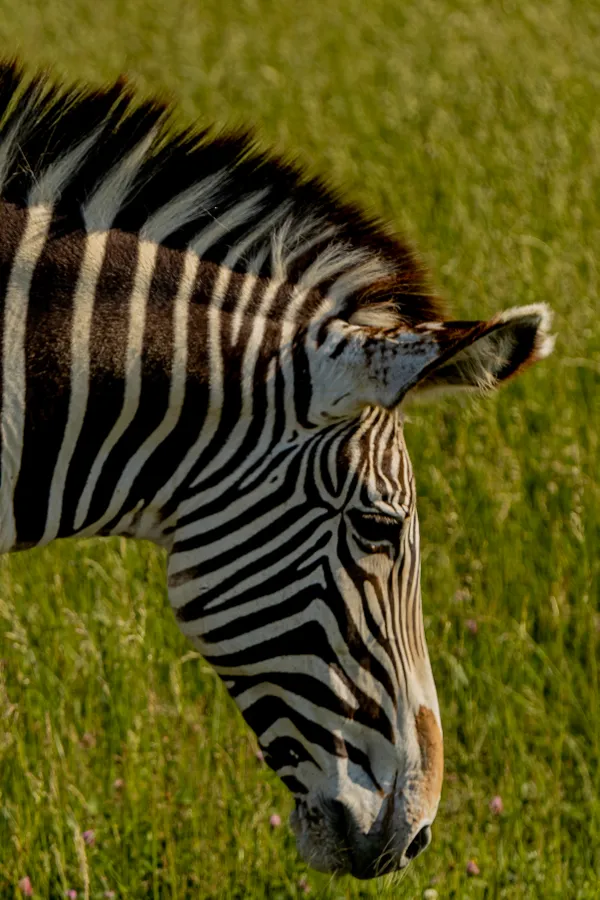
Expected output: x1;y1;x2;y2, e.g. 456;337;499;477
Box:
171;404;443;878
166;292;554;877
166;299;554;877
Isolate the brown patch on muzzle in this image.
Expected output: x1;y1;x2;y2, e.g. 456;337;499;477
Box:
415;706;444;808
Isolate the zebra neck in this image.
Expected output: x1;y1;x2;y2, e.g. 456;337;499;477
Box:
0;202;301;552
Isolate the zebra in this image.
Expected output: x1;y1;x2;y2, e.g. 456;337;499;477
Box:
0;61;554;879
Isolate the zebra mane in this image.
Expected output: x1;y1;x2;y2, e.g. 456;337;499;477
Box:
0;60;446;327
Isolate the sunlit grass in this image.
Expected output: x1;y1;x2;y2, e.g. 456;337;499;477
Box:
0;0;598;896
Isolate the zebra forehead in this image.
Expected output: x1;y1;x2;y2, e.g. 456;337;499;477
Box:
305;411;409;493
0;59;445;329
339;408;408;458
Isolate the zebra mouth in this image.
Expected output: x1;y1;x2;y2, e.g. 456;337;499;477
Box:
289;794;423;878
289;800;353;875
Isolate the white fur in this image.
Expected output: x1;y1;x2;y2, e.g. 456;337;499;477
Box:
349;301;403;329
188;189;269;257
140;170;230;244
30;130;99;205
83;129;157;232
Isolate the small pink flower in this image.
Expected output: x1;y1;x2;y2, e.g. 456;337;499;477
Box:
465;618;478;635
489;795;504;815
103;893;115;899
269;813;281;827
297;876;311;893
82;829;95;846
113;778;124;790
19;877;33;897
255;748;265;763
66;891;77;899
466;859;480;876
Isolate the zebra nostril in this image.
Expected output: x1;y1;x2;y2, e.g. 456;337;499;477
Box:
405;824;432;861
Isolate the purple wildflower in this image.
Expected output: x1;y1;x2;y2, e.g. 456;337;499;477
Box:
489;795;504;815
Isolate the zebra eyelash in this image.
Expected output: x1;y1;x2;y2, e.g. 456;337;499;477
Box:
346;510;405;547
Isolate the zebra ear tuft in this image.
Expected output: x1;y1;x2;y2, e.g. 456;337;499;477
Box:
311;304;554;421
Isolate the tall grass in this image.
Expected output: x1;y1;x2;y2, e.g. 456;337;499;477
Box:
0;0;598;896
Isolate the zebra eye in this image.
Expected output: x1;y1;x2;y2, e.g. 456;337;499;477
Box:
347;510;404;548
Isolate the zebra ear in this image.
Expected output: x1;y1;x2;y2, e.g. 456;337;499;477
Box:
407;303;555;399
312;304;554;419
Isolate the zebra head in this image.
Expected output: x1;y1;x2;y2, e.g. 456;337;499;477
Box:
170;297;553;878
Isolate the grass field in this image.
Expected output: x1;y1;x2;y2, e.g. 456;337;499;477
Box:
0;0;598;896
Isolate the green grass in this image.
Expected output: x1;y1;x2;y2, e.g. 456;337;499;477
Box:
0;0;598;896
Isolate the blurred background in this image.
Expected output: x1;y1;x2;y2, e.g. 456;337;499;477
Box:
0;0;598;897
